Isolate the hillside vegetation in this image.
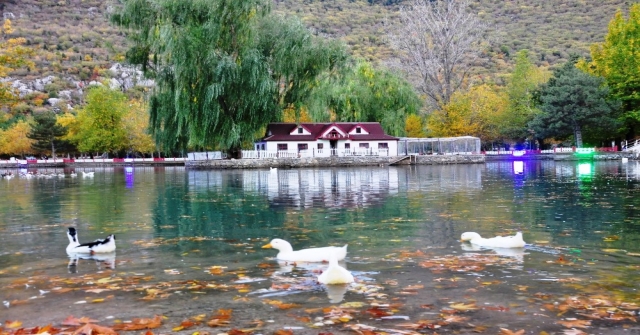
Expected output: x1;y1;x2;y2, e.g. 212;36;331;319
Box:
1;0;632;86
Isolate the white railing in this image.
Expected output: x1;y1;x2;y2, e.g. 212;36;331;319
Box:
0;158;186;164
188;151;225;161
241;150;260;159
484;151;514;155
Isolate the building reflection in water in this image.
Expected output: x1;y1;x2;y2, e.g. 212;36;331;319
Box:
187;165;484;209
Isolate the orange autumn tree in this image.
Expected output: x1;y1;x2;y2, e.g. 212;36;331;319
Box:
405;114;426;137
124;99;155;155
427;84;508;142
0;119;34;157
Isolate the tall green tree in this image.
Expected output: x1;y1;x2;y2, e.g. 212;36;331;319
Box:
27;111;68;158
529;58;621;147
110;0;348;155
308;61;422;136
74;86;128;155
500;50;550;141
578;4;640;138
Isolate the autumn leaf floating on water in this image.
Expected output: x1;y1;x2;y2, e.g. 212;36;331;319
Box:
263;299;300;310
206;309;232;327
499;328;525;335
62;316;99;326
112;315;163;331
556;319;591;329
72;323;118;335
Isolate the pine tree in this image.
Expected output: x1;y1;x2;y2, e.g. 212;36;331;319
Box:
530;58;621;147
27;111;68;158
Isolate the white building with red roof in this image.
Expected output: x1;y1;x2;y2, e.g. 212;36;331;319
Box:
254;122;399;157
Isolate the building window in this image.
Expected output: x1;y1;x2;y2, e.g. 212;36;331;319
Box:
298;127;303;134
359;143;369;148
261;144;265;150
277;143;288;151
345;143;350;149
318;143;324;149
378;143;388;149
298;143;308;151
356;127;361;134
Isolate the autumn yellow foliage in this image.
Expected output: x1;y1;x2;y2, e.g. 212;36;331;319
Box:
0;119;34;156
405;114;426;137
426;84;508;142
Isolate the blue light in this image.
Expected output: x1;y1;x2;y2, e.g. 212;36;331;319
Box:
125;166;134;188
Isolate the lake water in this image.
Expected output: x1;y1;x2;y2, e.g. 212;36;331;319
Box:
1;161;639;334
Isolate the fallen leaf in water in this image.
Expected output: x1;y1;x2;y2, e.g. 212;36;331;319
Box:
263;299;300;310
72;323;118;335
499;328;524;335
172;319;198;331
112;315;162;330
5;320;23;329
62;316;99;326
562;329;587;335
273;330;293;335
85;289;110;294
207;309;232;327
449;302;478;312
207;266;226;275
365;307;393;317
603;235;620;242
227;329;253;335
557;319;591;329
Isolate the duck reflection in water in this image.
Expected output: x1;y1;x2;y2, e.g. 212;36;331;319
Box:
460;243;526;263
269;260;353;303
67;253;116;273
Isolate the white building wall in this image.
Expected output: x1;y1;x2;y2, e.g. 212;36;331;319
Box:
261;139;398;156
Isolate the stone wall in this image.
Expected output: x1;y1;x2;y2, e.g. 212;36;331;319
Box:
186;155;486;169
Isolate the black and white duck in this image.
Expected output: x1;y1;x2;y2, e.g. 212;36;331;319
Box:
66;227;116;254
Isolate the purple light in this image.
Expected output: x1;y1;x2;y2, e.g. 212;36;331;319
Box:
125;166;134;188
513;161;524;175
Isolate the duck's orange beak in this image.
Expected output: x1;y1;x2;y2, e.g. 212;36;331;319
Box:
261;243;272;249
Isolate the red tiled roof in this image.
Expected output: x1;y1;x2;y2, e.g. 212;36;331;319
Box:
260;122;398;141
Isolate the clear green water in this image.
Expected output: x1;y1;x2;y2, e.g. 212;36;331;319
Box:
1;162;639;334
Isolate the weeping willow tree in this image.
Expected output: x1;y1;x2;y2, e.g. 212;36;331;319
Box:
110;0;347;154
254;15;348;122
308;61;422;137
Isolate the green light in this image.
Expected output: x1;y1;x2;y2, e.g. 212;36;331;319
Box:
578;162;592;176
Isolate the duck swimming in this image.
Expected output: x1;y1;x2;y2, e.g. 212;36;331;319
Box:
317;253;354;285
66;227;116;254
460;231;526;248
262;238;347;262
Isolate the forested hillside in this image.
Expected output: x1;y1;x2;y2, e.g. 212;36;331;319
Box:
0;0;635;157
0;0;632;84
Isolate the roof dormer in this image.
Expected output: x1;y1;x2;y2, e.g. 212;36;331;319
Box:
348;124;369;135
290;125;312;135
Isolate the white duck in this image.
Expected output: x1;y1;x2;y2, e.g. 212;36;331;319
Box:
66;227;116;254
317;253;354;285
460;231;526;248
262;238;347;262
81;171;94;178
